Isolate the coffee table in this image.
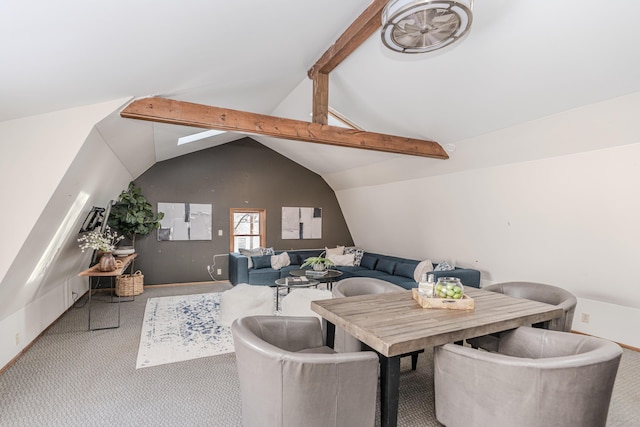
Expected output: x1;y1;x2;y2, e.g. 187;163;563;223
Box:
274;277;319;311
289;269;343;290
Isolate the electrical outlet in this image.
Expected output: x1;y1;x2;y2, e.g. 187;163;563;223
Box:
217;269;222;275
218;229;223;236
581;313;590;324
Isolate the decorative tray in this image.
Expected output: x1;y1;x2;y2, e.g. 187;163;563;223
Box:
411;288;475;310
305;270;328;278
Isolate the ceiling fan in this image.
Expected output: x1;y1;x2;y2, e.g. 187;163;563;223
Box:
381;0;474;54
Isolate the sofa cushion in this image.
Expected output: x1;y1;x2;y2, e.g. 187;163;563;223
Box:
270;252;290;270
248;268;281;285
325;245;345;257
240;248;263;268
414;259;434;282
334;266;368;276
382;275;418;290
353;269;387;279
434;260;454;272
328;253;355;266
252;254;272;269
287;252;300;265
344;247;365;266
375;259;396;275
395;262;416;279
360;254;378;270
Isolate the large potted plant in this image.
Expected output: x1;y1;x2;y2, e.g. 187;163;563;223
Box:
108;181;164;248
107;182;163;296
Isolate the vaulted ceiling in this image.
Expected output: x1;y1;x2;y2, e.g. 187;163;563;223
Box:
3;0;640;179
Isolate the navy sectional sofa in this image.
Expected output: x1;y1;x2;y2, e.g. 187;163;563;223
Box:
228;249;481;289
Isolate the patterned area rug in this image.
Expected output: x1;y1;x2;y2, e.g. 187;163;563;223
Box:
136;292;234;369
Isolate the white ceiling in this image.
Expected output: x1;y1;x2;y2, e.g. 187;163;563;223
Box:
3;0;640;179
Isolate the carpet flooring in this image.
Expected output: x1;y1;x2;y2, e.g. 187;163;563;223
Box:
1;282;638;426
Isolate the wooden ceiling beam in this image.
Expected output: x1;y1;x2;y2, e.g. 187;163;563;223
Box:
308;0;387;79
312;72;329;125
120;97;448;159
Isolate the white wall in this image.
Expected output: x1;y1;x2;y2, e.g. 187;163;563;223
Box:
334;97;640;348
0;100;133;368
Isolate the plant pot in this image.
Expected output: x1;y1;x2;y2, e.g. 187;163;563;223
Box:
313;263;326;271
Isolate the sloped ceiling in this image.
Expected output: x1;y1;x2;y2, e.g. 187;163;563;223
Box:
3;0;640;181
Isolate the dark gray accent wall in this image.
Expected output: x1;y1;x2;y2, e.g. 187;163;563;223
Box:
131;137;353;285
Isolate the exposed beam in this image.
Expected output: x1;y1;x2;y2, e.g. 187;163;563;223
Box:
308;0;387;79
121;97;448;159
312;72;329;124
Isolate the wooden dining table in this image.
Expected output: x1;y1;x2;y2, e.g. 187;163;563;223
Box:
311;286;564;427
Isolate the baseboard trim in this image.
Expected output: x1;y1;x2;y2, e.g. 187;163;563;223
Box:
571;330;639;352
145;280;229;288
0;306;70;376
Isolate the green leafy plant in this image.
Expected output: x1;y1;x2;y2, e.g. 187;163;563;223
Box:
107;182;164;247
300;256;335;269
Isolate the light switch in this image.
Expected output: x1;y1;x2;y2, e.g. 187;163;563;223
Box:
218;229;223;236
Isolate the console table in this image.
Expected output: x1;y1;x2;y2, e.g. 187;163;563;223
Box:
79;253;137;331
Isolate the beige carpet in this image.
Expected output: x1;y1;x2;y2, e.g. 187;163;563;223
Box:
0;282;638;426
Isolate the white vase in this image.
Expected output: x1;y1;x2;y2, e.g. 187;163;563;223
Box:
313;263;326;271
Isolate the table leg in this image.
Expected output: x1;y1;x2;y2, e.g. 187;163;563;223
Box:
275;285;280;311
379;354;401;427
325;321;335;349
88;277;121;331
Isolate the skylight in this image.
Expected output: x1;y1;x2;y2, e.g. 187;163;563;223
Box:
177;129;226;146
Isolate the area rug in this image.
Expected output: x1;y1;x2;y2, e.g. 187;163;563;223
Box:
136;292;234;369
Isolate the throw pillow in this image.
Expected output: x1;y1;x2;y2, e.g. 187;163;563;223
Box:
434;261;455;272
344;247;365;266
327;253;355;266
395;263;417;279
240;248;263;269
271;252;290;270
413;259;434;282
360;254;378;270
252;254;272;269
261;247;275;256
288;252;300;265
325;246;345;257
375;259;396;275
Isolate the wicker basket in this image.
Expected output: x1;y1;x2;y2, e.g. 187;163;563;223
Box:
116;270;144;296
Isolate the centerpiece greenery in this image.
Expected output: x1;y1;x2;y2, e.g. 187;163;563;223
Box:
107;182;164;247
300;256;335;271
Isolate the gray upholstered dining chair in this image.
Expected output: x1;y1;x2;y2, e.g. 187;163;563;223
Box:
332;277;406;352
434;326;622;427
468;281;577;351
332;277;422;369
231;315;378;427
